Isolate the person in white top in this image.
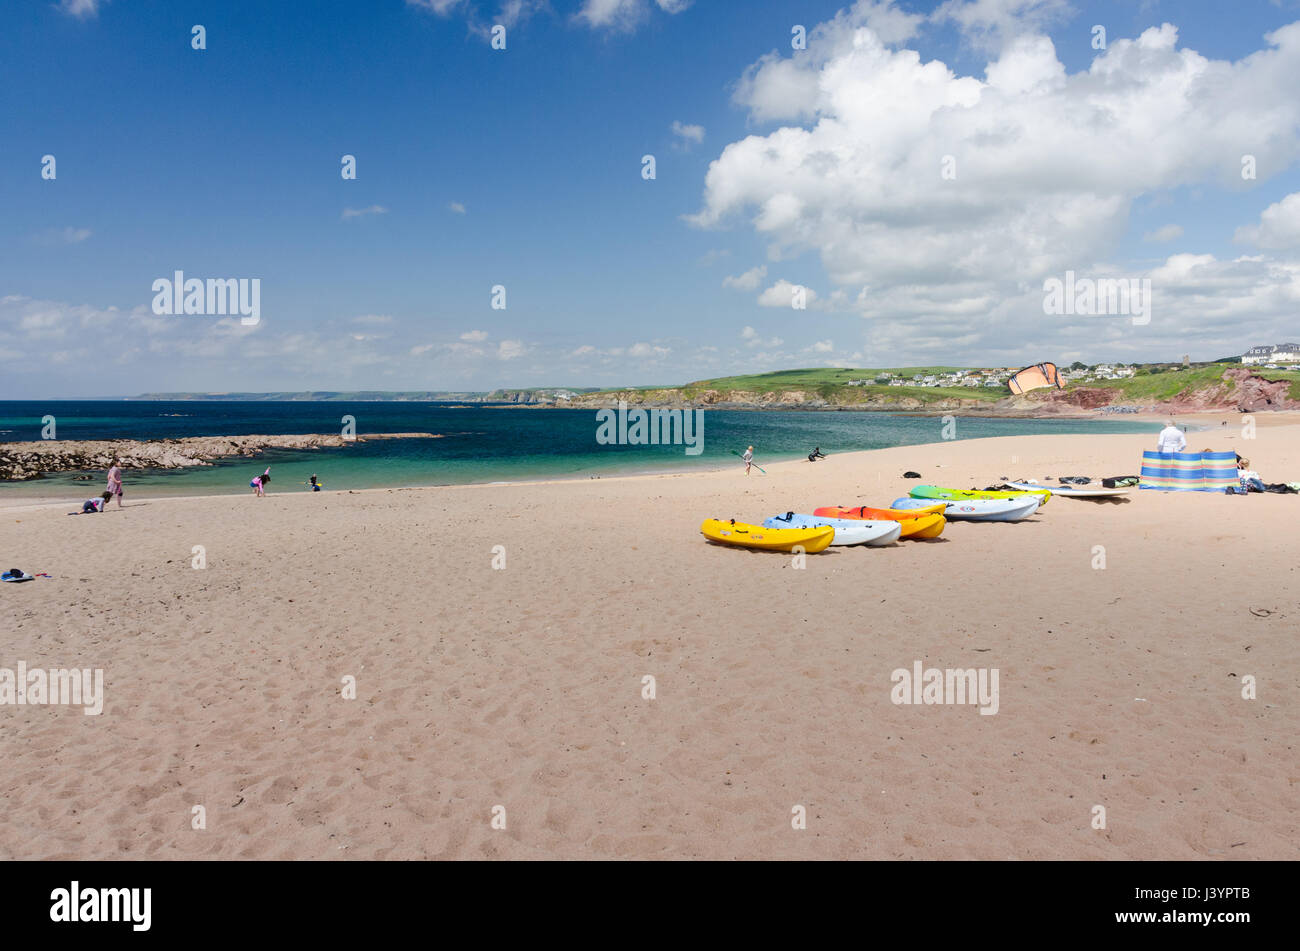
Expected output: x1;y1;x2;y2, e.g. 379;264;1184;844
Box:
1155;421;1186;453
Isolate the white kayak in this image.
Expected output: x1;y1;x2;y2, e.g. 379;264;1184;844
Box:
763;512;902;546
1005;481;1131;498
891;496;1040;522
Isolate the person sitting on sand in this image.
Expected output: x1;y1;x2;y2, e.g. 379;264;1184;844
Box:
808;447;827;462
1237;455;1266;492
308;474;321;492
105;459;124;508
742;446;754;475
1156;420;1186;453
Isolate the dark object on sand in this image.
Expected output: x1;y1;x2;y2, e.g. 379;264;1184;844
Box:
903;471;921;479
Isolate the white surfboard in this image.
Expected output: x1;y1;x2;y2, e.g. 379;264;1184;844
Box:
1005;481;1131;498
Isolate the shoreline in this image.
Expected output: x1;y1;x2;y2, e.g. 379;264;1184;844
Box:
1;412;1280;509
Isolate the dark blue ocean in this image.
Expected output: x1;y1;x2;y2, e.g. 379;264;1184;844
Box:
0;401;1154;499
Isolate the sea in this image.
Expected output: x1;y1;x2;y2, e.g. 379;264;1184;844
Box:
0;400;1156;501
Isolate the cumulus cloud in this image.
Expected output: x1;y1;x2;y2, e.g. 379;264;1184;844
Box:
460;329;488;341
56;0;107;18
671;121;705;148
1143;224;1184;243
722;265;767;291
741;325;784;348
341;205;388;220
1235;192;1300;250
757;280;817;308
692;10;1300;361
576;0;690;32
497;339;526;359
932;0;1072;51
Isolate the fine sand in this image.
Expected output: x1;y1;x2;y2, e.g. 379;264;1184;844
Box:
1;424;1297;859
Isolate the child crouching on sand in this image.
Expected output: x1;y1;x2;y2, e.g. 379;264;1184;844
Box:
69;492;112;515
251;466;271;497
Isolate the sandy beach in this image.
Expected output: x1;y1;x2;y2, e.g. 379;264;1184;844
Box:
2;422;1296;860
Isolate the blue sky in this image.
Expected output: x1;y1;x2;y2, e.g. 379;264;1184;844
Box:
3;0;1300;397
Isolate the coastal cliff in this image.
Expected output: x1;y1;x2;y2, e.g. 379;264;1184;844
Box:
560;366;1300;416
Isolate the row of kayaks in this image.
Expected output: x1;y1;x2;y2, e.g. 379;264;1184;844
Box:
701;484;1060;552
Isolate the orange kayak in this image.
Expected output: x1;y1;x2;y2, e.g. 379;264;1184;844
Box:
813;504;946;539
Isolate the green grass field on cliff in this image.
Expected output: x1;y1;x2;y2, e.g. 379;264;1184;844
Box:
607;367;1007;404
596;362;1300;406
1082;364;1300;402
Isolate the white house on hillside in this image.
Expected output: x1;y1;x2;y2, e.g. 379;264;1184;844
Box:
1243;344;1300;365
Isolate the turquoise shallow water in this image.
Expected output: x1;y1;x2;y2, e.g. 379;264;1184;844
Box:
0;400;1155;501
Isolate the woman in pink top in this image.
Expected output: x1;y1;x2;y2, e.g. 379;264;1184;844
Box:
105;460;123;508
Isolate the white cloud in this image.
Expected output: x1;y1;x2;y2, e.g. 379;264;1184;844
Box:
576;0;690;31
671;120;705;148
627;342;671;358
806;340;835;354
497;339;526;359
757;280;817;308
1235;192;1300;250
56;0;107;18
932;0;1072;51
405;0;464;14
722;265;767;291
460;330;488;341
1143;224;1184;243
32;227;92;246
740;325;784;348
352;314;394;326
693;14;1300;360
341;205;388;220
449;201;467;214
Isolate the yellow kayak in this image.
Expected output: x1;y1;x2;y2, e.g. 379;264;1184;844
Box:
700;518;834;553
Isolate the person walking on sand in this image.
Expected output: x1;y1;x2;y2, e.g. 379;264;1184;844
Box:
742;446;754;475
1156;420;1186;453
105;459;124;508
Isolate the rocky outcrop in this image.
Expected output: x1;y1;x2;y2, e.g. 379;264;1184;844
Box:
1208;368;1298;412
0;433;438;481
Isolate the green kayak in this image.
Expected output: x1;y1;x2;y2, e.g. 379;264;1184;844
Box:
909;484;1052;506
